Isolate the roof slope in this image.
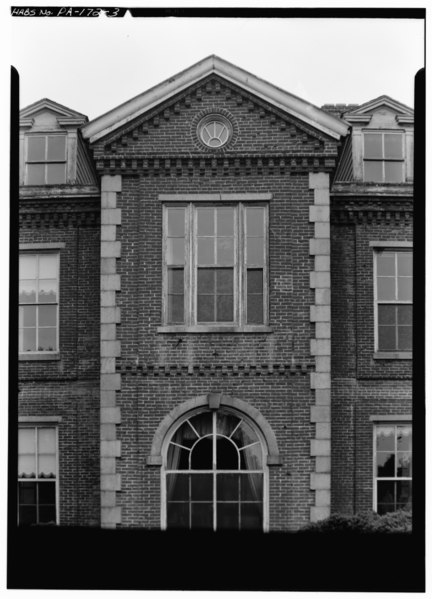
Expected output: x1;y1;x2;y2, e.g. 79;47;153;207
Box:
82;55;349;143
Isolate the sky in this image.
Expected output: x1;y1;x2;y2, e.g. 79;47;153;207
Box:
9;13;424;121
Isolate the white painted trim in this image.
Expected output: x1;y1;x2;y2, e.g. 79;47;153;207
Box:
369;241;413;248
83;55;348;143
18;416;62;423
160;193;273;202
20;243;66;250
369;415;412;421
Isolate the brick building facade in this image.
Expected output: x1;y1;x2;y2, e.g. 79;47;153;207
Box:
16;56;413;531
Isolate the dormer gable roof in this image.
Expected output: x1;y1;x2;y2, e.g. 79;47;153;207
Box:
20;98;89;128
342;95;414;125
82;55;349;143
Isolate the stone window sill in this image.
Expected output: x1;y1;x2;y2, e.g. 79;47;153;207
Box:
373;351;412;360
157;325;273;334
19;352;60;362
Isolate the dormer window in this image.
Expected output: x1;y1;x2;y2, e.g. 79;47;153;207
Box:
26;134;67;185
363;131;404;183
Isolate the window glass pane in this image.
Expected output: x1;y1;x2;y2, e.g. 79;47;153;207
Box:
197;269;215;293
190;437;213;469
168;295;184;324
217;413;241;436
167;269;183;294
397;277;412;302
384;134;403;159
217;208;234;236
167;445;190;470
231;420;259;449
397;426;412;451
396;481;412;510
197;295;215;322
377;481;396;510
216;269;233;294
19;506;38;525
167;502;189;528
19;482;37;504
377;452;395;477
216;295;233;322
21;328;36;352
197;209;214;236
246;207;265;236
197;237;214;265
167;208;185;237
38;279;57;303
397;253;412;277
247;294;264;325
38;455;56;476
398;326;412;351
240;443;263;470
21;305;36;327
378;326;396;351
247;269;263;294
364;133;382;159
191;503;213;529
28;136;46;161
38;328;57;351
39;305;57;327
396;453;412;477
47;136;66;161
216;437;239;469
376;426;395;451
247;238;264;266
38;481;56;504
378;305;395;325
377;277;395;301
38;428;56;453
166;238;184;265
364;161;383;182
188;412;213;438
384;162;404;183
191;474;212;500
241;502;263;530
216;238;234;265
19;455;36;476
376;253;395;276
20;255;37;279
19;281;37;304
27;164;45;185
19;428;35;454
217;503;239;530
39;255;57;279
217;473;240;501
396;305;412;326
241;473;263;501
38;506;56;524
166;474;189;500
46;163;66;184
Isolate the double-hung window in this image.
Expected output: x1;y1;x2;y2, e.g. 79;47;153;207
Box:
19;253;59;353
363;131;404;183
374;249;412;353
374;423;412;514
162;202;268;330
26;134;67;185
18;425;58;525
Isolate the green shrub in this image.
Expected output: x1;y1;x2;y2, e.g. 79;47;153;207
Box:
299;509;411;533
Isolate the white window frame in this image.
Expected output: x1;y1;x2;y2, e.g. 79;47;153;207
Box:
363;130;405;183
372;243;413;358
19;251;60;357
372;421;412;514
160;200;270;332
18;423;60;526
25;133;67;185
160;407;269;532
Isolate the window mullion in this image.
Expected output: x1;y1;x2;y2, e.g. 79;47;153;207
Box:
238;203;244;327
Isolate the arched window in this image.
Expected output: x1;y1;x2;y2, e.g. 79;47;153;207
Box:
162;408;267;530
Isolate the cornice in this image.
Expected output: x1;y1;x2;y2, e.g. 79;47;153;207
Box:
116;361;315;376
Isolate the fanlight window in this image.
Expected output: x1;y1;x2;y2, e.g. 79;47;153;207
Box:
164;409;266;530
198;115;232;148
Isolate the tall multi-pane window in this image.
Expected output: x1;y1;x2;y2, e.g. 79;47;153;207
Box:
26;134;66;185
19;253;59;353
363;132;404;183
163;409;266;530
163;203;268;328
374;424;412;514
18;426;58;525
375;249;412;352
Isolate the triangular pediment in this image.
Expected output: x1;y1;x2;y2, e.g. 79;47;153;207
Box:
343;95;414;125
83;55;348;143
20;98;88;129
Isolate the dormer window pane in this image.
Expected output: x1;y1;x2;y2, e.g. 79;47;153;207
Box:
47;163;66;185
27;136;45;161
25;134;66;185
27;164;45;185
384;162;404;183
364;133;382;159
363;131;404;183
47;136;66;161
384;134;403;159
364;161;383;182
